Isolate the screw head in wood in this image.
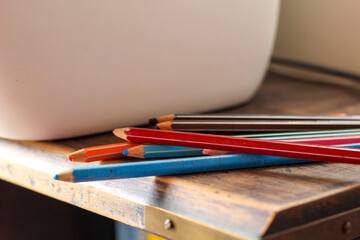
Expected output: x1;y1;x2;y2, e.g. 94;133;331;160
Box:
343;221;351;234
164;218;173;230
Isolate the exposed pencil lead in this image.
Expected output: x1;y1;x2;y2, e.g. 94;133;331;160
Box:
122;149;129;156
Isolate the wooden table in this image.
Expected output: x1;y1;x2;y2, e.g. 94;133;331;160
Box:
1;73;360;240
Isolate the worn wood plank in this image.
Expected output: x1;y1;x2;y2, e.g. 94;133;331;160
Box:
0;139;145;229
1;73;360;239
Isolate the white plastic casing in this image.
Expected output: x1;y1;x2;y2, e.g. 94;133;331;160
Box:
0;0;279;140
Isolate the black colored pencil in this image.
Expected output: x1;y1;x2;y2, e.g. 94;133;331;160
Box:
156;119;360;132
149;114;360;124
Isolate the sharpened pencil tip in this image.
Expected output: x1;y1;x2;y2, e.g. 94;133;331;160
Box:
113;128;130;140
53;169;75;182
156;121;173;130
202;149;211;155
67;150;87;162
157;114;176;123
123;149;129;156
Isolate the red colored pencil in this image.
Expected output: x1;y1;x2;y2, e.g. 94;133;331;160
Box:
113;127;360;165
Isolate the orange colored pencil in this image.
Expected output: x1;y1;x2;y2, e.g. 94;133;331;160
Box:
68;142;140;162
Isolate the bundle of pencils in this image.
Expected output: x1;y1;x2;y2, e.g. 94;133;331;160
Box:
151;114;360;132
54;114;360;183
68;128;360;161
113;128;360;165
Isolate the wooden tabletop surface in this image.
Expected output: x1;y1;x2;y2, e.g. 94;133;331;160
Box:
1;73;360;240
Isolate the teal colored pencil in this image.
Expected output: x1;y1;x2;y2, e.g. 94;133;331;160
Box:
123;145;203;159
123;129;360;159
54;154;313;183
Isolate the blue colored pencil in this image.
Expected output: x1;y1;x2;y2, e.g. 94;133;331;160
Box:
54;154;313;182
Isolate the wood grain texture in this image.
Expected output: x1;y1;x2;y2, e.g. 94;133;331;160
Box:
1;73;360;239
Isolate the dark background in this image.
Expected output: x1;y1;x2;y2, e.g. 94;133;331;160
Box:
0;180;115;240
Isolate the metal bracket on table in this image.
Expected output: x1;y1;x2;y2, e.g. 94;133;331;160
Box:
145;205;248;240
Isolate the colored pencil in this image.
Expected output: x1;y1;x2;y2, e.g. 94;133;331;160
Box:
203;142;360;155
252;129;360;140
125;134;360;158
280;134;360;145
113;127;360;165
123;145;203;159
222;128;360;139
149;114;360;124
68;142;140;162
156;119;360;132
54;153;313;182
